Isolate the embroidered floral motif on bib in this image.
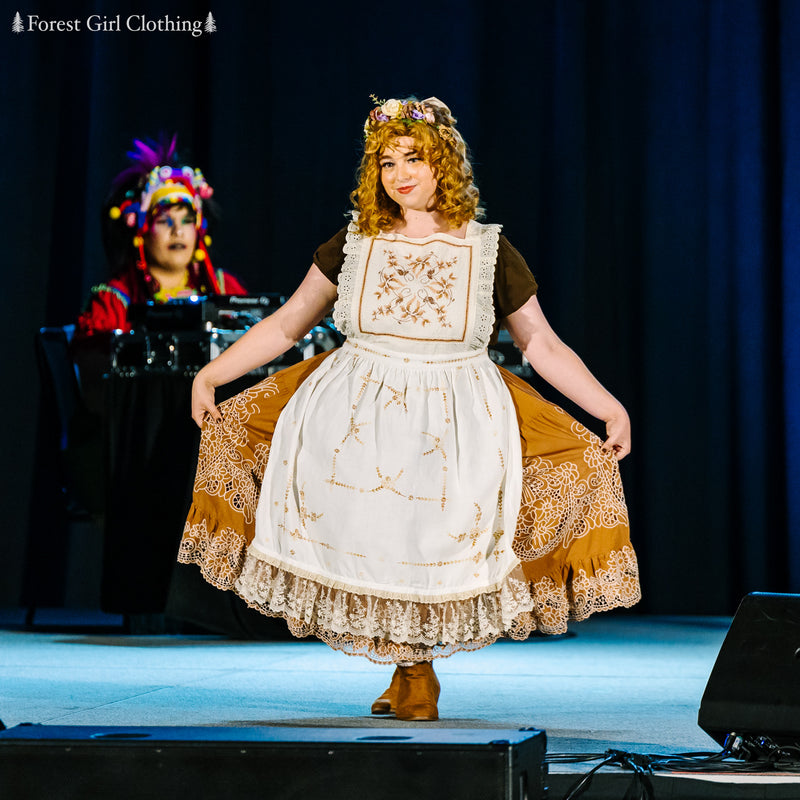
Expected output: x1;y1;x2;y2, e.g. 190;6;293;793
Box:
362;239;469;339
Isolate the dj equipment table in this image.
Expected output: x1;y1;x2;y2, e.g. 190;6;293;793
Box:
92;296;339;617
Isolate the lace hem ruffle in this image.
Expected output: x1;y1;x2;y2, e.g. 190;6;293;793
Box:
180;516;640;660
529;545;641;635
233;552;535;660
178;519;247;590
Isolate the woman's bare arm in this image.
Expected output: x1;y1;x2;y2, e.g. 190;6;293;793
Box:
505;295;631;459
191;264;338;426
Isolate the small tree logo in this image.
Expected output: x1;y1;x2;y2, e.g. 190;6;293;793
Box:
204;13;216;33
12;12;24;33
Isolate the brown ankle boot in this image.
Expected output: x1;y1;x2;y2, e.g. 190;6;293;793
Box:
395;662;440;721
370;667;401;715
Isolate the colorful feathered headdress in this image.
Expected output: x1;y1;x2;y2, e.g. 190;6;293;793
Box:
106;135;219;291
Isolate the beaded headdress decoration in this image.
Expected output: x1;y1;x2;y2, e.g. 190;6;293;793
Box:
363;95;457;144
107;136;219;292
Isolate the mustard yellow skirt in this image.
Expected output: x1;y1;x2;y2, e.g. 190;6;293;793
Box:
179;350;640;662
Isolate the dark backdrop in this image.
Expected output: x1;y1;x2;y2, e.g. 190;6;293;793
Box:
2;0;798;614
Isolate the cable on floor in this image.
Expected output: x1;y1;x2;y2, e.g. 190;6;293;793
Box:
546;733;800;800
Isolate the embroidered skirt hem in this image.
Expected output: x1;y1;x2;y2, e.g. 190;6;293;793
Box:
177;350;641;662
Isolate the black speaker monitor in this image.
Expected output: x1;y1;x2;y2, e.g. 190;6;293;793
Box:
698;591;800;747
0;725;546;800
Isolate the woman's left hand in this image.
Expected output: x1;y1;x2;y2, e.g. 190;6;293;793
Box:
603;410;631;460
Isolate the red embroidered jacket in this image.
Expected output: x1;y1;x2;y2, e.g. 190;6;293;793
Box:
76;262;247;336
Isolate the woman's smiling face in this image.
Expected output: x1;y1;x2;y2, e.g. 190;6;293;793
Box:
379;136;438;214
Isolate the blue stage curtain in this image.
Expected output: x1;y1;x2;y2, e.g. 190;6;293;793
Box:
2;0;798;614
781;0;800;591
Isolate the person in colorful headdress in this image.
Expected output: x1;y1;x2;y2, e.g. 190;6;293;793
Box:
179;97;640;721
76;136;246;336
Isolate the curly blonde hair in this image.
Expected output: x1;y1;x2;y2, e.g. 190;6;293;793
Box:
350;97;483;236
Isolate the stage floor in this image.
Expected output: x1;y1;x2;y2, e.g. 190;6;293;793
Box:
2;612;799;798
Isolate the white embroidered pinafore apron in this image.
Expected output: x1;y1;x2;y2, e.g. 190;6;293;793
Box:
238;220;533;650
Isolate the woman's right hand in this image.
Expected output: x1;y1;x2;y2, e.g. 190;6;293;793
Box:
186;264;338;429
191;370;222;428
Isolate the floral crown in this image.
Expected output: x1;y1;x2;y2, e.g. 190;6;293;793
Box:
363;95;456;143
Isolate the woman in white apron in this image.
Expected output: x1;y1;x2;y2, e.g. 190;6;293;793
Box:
181;97;640;721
